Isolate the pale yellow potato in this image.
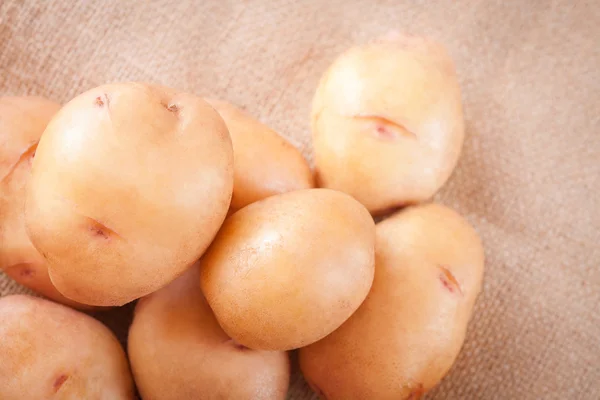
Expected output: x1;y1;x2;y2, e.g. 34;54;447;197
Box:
25;83;234;306
299;203;485;400
129;264;290;400
0;294;134;399
0;96;92;309
312;33;465;214
200;188;375;351
206;99;314;212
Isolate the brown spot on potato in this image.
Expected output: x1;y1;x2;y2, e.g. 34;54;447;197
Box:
438;265;463;295
19;265;35;278
90;225;109;238
226;338;248;351
5;263;36;278
161;100;180;114
86;218;120;241
53;374;69;392
353;115;417;140
95;93;111;108
376;124;392;137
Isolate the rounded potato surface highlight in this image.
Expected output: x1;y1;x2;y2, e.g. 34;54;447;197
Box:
299;203;485;400
200;188;375;351
129;264;290;400
312;33;465;214
25;83;234;306
0;295;134;399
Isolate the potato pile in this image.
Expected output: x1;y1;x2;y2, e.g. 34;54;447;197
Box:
0;33;484;400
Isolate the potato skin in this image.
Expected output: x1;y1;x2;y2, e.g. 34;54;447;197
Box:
25;83;234;306
200;188;375;351
299;203;485;400
206;99;314;212
0;96;60;181
0;96;92;309
312;34;465;214
0;294;134;399
129;264;290;400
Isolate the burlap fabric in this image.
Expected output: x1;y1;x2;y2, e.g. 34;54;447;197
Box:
1;1;599;399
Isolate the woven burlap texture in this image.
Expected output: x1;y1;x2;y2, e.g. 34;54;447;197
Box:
1;1;599;399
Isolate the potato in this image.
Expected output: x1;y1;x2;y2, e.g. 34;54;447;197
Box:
312;33;465;214
0;294;134;399
206;99;314;212
299;203;485;400
129;264;290;400
25;83;234;306
0;96;90;309
200;188;375;350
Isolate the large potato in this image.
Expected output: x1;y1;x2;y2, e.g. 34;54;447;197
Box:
206;99;314;212
129;264;290;400
299;203;485;400
0;294;134;399
25;83;234;306
312;33;465;214
0;96;90;309
200;188;375;350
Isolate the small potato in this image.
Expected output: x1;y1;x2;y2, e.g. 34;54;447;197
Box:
25;83;234;306
200;188;375;351
206;99;314;212
0;96;90;309
0;294;134;399
312;33;465;214
129;264;290;400
299;203;485;400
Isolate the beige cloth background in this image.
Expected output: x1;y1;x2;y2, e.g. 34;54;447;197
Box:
1;1;599;399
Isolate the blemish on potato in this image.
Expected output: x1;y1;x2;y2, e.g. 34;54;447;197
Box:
94;93;111;108
53;373;69;392
355;115;416;140
19;265;35;278
161;101;180;116
89;224;110;239
406;383;425;399
376;124;395;139
91;226;108;238
226;338;248;351
86;218;119;240
438;265;463;295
